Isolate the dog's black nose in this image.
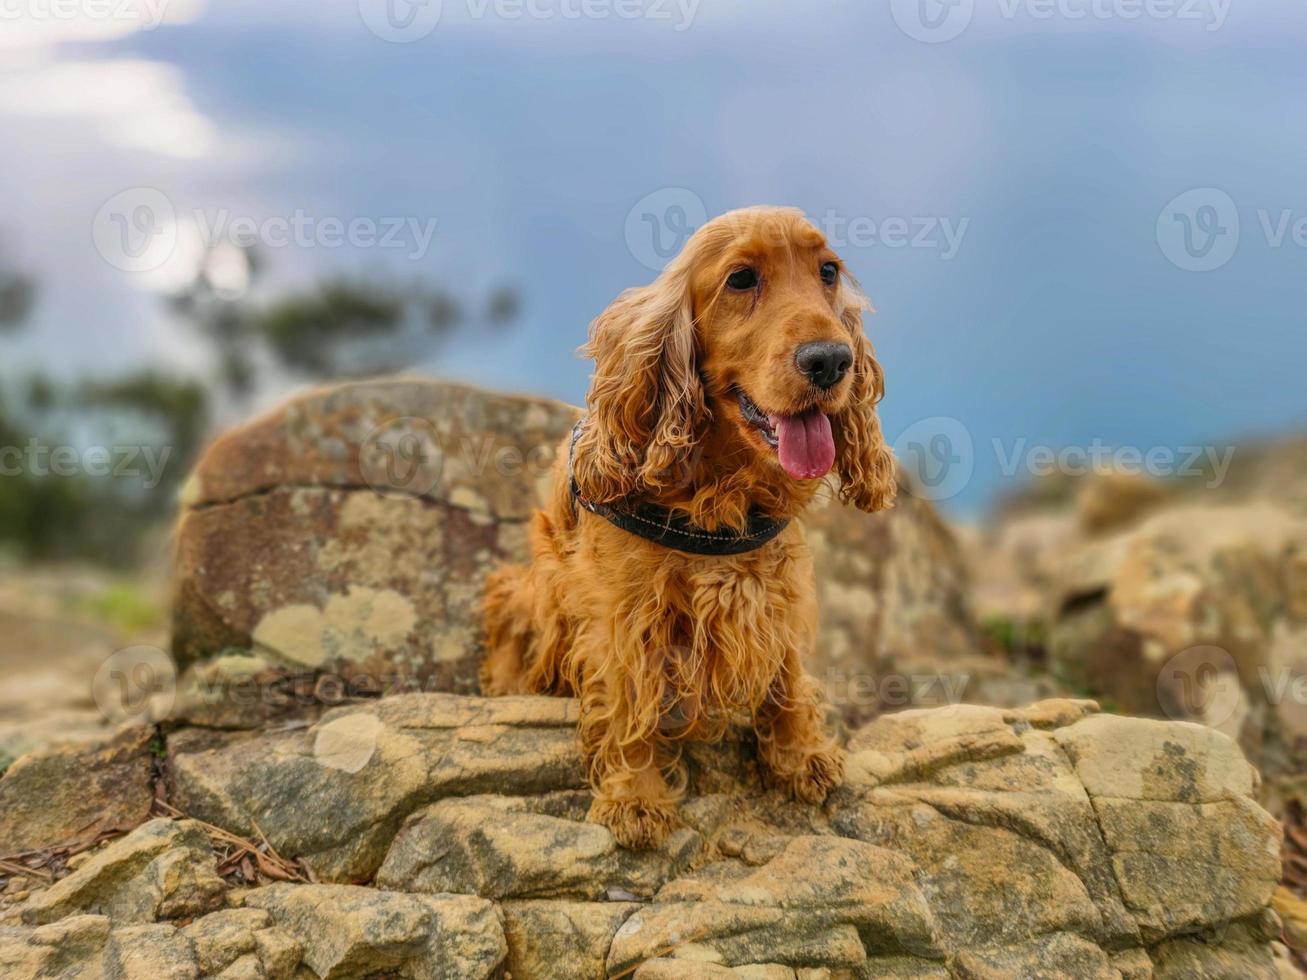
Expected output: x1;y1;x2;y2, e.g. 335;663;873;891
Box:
795;341;853;389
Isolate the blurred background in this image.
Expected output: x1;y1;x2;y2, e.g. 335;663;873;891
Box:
3;0;1307;903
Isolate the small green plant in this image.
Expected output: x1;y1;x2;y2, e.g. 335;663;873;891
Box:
75;583;165;634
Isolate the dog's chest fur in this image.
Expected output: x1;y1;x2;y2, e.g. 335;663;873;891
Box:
582;528;818;725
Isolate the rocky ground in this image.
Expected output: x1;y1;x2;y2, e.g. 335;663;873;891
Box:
0;693;1287;978
0;380;1302;977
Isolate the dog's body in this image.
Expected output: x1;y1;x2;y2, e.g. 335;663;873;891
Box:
482;207;896;847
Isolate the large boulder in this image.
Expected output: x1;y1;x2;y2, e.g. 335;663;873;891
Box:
171;380;576;697
170;379;986;719
9;692;1279;978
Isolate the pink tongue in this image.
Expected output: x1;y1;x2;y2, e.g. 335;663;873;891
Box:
770;409;835;480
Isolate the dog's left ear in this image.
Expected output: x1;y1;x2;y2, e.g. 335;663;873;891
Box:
832;284;897;512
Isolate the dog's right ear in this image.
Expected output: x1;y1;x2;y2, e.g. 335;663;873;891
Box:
572;264;706;504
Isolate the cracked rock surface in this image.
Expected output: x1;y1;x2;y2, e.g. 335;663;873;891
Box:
0;694;1285;978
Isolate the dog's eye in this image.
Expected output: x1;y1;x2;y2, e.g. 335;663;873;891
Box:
820;261;839;286
726;268;758;291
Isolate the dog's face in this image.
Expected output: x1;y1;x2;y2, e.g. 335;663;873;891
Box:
689;210;861;482
574;206;896;520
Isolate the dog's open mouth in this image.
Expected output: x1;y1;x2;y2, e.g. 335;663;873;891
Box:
737;389;836;481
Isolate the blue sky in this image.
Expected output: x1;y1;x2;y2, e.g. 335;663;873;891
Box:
2;0;1306;514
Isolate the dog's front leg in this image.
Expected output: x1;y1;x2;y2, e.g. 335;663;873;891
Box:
577;667;680;849
755;655;846;804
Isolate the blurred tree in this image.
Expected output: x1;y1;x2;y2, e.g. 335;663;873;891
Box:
77;372;210;481
0;245;35;331
169;243;521;402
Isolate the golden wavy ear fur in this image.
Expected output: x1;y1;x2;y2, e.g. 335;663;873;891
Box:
572;259;707;504
833;281;897;513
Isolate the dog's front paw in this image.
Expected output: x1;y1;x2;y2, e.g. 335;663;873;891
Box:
588;796;679;849
788;746;847;804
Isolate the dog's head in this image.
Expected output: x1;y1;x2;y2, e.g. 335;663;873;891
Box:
573;206;896;522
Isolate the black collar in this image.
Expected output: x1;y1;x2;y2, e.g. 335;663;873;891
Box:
567;421;790;557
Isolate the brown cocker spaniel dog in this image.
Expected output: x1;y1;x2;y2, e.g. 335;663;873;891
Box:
481;206;896;848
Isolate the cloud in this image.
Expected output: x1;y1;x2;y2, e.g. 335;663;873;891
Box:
0;58;215;158
0;0;203;52
0;0;212;158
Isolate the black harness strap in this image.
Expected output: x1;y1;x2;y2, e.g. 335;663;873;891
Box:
567;421;789;557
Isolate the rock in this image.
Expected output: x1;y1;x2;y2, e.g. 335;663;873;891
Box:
170;379;985;716
22;818;226;925
0;914;112;977
952;933;1117;979
376;795;702;900
110;923;202;978
13;694;1278;977
802;473;989;722
1147;914;1282;978
167;693;586;881
244;883;506;980
607;835;942;974
830;701;1279;970
0;907;304;979
1075;470;1169;537
500;900;638;980
0;725;155;856
171;379;581;697
182;908;283;975
1047;500;1307;782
